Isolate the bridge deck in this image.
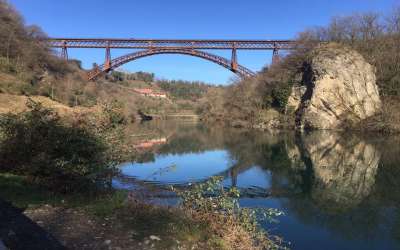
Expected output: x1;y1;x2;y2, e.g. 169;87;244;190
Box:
47;38;297;50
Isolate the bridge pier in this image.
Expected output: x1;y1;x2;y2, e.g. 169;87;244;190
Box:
231;42;238;72
272;47;280;65
104;41;111;71
61;40;68;60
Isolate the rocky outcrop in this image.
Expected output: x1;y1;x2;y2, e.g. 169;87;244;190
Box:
287;43;382;130
286;85;306;114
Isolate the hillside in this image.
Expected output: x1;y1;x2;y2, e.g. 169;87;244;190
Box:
0;1;208;121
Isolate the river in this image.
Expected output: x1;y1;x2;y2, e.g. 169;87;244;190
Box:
113;120;400;250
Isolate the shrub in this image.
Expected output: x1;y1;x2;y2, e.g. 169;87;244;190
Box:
0;100;115;191
174;176;285;249
101;100;126;126
271;83;293;112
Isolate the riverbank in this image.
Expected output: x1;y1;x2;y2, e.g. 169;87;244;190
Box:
0;173;281;250
112;121;400;249
3;101;400;249
0;102;283;249
23;199;211;249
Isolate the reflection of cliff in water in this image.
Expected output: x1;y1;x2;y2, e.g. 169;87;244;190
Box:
281;132;400;243
123;122;400;244
129;123;382;209
299;131;381;210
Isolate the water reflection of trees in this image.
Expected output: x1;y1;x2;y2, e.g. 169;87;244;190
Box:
301;131;381;210
132;124;383;208
130;123;392;205
276;131;400;244
129;122;400;244
218;130;384;212
157;125;223;155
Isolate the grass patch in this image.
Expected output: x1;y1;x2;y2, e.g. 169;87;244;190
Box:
82;190;128;217
115;202;213;249
72;191;215;248
0;173;62;208
0;173;123;213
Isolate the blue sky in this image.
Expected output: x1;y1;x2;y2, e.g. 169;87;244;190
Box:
10;0;399;84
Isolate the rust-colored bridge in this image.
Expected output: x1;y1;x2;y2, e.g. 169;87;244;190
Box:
48;38;297;80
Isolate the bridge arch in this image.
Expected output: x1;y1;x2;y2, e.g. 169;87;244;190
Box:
88;48;256;80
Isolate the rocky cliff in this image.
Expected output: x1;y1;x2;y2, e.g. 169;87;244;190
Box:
287;43;382;130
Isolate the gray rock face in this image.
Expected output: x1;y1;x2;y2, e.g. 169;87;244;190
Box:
287;44;382;130
286;85;306;114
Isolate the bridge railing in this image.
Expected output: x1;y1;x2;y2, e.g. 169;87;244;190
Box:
47;38;297;50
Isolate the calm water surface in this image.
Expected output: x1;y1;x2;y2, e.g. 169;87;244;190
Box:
114;120;400;250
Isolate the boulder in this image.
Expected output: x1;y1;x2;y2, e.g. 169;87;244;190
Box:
289;44;382;130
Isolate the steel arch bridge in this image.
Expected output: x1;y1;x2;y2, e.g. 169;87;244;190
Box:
47;38;297;80
88;48;256;80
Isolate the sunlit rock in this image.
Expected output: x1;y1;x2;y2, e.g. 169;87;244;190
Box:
289;43;382;130
286;85;306;114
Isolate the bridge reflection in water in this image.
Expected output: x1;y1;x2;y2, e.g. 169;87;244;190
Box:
113;121;400;250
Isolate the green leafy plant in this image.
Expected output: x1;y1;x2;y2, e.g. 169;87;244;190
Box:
174;176;285;249
271;83;292;112
177;176;240;214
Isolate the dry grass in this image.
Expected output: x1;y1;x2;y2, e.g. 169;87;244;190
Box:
189;212;259;250
0;93;103;121
0;93;71;114
360;96;400;133
120;201;275;250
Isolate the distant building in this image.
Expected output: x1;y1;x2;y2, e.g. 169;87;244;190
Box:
133;88;167;98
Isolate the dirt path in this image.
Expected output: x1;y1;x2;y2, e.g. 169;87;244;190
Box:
24;205;161;250
0;199;65;250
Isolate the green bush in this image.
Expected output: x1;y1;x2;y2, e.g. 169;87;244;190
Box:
0;100;115;191
174;176;284;249
271;83;292;112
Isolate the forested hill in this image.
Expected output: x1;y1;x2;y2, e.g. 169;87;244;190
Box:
156;79;214;100
106;70;219;101
0;0;221;121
